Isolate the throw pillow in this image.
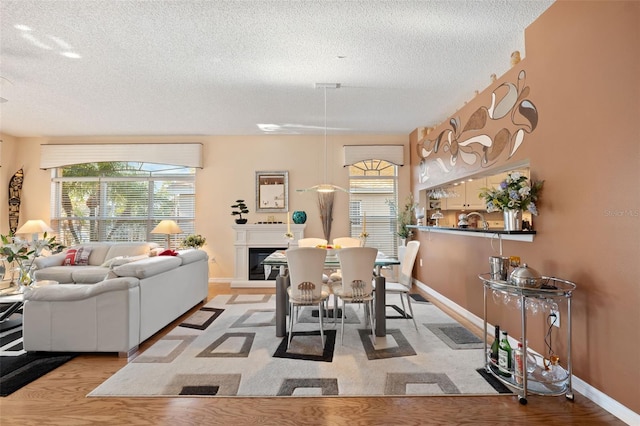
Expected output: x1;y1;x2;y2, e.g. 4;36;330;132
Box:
63;246;93;266
159;249;178;256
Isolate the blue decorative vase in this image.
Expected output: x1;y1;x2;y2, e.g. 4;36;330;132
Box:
292;211;307;224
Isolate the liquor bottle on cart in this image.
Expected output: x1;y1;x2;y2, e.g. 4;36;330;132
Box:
498;330;512;377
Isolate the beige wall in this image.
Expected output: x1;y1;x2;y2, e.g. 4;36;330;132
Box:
410;1;639;413
0;134;410;280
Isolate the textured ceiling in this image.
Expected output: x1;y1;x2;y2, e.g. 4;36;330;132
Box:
0;0;553;137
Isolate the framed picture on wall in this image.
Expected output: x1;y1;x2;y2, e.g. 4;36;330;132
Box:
255;171;288;213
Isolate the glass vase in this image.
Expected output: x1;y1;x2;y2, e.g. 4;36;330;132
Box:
503;209;522;231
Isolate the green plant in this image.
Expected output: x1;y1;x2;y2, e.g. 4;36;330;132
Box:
231;199;249;220
181;234;206;249
389;194;416;239
479;172;544;215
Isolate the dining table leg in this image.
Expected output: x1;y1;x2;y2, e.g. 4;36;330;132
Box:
275;273;289;337
374;275;386;337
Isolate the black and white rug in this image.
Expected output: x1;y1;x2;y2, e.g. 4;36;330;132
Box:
89;293;509;397
0;307;77;397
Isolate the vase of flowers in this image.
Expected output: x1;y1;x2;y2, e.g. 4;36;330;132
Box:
0;233;65;291
181;234;206;249
479;171;544;231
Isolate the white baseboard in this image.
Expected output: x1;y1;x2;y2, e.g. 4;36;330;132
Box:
414;279;639;426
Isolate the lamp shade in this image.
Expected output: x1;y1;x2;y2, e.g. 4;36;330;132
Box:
16;219;54;235
151;220;183;235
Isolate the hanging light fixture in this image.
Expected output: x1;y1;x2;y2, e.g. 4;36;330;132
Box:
297;83;348;194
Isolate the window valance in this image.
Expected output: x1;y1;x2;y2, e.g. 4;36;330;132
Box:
40;143;203;169
343;145;404;166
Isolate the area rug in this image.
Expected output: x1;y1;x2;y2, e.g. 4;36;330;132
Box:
89;293;509;397
0;309;77;397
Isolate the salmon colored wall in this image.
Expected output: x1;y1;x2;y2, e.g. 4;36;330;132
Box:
1;134;410;281
410;1;639;413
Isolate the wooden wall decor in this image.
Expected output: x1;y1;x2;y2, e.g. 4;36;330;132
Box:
8;168;23;235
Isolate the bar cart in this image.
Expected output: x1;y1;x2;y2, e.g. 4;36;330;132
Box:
478;273;577;405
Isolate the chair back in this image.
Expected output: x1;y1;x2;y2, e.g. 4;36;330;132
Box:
333;237;362;248
297;238;328;248
286;247;327;300
337;247;378;297
398;241;420;288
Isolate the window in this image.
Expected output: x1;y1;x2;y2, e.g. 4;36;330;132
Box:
348;160;398;257
50;162;195;248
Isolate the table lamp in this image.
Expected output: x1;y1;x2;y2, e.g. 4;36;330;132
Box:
15;219;54;241
151;220;183;249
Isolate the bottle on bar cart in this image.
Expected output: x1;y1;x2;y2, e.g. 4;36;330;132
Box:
514;340;524;384
498;330;512;377
490;325;500;372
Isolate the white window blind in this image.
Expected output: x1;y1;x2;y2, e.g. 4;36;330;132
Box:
50;162;196;249
40;143;203;169
349;160;398;257
343;145;404;166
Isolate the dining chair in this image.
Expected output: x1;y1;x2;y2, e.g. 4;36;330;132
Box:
333;247;378;344
297;238;328;248
285;247;330;350
332;237;362;248
328;237;362;284
374;240;420;330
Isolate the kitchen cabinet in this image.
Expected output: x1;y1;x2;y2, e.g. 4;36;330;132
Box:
443;178;486;210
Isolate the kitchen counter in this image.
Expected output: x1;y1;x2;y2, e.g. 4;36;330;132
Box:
408;225;536;242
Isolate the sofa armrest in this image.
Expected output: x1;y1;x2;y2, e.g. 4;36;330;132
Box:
177;249;208;265
112;256;182;279
24;277;139;302
33;252;67;269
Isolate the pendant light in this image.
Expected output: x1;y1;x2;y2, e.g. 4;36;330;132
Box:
297;83;348;193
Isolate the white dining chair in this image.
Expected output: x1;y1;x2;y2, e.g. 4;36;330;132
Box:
285;247;330;349
374;240;420;330
297;238;328;248
333;247;378;344
332;237;362;248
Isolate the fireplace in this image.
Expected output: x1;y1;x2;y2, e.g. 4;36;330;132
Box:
232;223;306;287
248;247;287;280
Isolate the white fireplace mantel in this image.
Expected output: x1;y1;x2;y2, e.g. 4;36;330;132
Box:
231;223;306;288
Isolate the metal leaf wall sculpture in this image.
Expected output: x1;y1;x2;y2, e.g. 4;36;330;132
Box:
8;168;23;235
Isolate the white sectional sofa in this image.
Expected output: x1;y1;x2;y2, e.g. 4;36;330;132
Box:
23;242;209;356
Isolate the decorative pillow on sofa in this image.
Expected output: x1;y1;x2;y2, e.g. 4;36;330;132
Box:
159;249;178;256
63;246;93;266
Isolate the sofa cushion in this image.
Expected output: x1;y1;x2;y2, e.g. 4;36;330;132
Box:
177;249;208;265
100;254;148;268
113;256;182;279
33;266;76;284
24;277;139;302
33;252;66;269
104;243;152;263
70;267;111;284
63;246;93;266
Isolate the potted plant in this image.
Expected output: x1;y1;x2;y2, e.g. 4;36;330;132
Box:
388;194;416;245
181;234;206;249
231;199;249;224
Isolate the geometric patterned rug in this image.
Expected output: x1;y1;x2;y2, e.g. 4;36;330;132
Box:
88;293;507;397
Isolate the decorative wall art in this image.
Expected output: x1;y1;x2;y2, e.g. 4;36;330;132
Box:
8;168;24;235
255;171;288;213
417;70;539;184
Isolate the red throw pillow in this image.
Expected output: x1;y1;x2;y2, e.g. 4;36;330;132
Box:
159;249;178;256
63;246;92;266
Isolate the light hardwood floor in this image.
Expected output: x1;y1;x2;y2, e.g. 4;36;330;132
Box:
0;284;623;425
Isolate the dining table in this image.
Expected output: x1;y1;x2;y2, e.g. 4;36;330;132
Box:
262;249;401;339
